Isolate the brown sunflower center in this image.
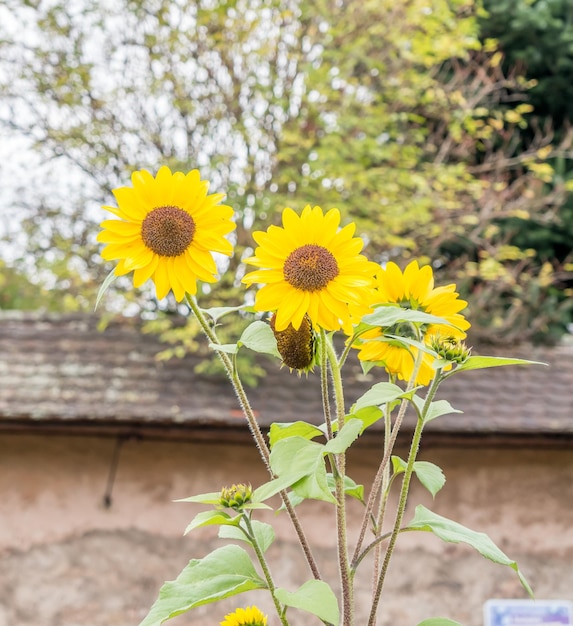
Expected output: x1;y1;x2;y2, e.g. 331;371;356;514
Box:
283;244;339;292
141;206;195;257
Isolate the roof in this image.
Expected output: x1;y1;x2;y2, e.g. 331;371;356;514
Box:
1;311;572;443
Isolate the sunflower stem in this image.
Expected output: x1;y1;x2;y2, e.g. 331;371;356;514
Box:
351;348;423;567
320;330;334;441
325;337;354;626
186;295;322;581
243;514;290;626
367;370;442;626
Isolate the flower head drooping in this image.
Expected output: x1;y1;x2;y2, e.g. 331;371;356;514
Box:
219;484;253;511
98;166;235;301
242;206;377;332
355;261;470;385
220;606;268;626
270;313;316;373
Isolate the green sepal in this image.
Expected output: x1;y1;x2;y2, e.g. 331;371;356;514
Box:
274;580;340;625
238;320;280;357
407;505;533;597
219;520;275;554
184;510;241;535
454;355;546;372
269;421;324;448
138;545;267;626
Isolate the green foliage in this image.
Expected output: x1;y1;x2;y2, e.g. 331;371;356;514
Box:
274;580;340;625
138;545;267;626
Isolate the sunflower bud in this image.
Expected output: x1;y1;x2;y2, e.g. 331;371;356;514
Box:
219;484;253;511
270;313;316;373
431;335;471;364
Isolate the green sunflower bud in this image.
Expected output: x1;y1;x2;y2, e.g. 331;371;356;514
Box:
219;483;253;511
431;335;471;364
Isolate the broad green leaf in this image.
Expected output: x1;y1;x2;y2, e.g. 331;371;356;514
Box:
138;545;267;626
416;619;464;626
411;396;463;423
184;510;240;535
323;419;363;454
270;437;336;503
238;320;280;357
219;520;275;554
326;474;365;503
253;475;298;502
361;306;455;329
175;491;221;504
352;382;414;412
269;421;324;448
345;406;383;431
209;343;238;354
455;355;546;372
94;268;117;311
407;505;533;597
200;305;246;323
413;461;446;498
274;580;339;625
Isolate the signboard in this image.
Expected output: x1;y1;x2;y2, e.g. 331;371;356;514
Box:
484;599;573;626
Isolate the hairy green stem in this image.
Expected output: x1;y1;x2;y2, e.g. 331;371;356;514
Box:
320;330;334;441
186;296;321;580
325;337;353;626
243;515;290;626
351;350;423;565
367;371;442;626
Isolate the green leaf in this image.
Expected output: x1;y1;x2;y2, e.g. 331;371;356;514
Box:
274;580;340;625
411;396;462;423
175;491;221;505
138;545;267;626
219;520;275;554
416;619;464;626
238;320;280;357
270;437;336;504
413;461;446;498
269;421;324;448
209;343;238;354
323;419;363;454
94;268;117;311
455;355;546;372
200;305;246;323
352;382;414;412
184;510;240;535
345;406;383;431
326;474;365;503
361;306;456;329
407;505;533;597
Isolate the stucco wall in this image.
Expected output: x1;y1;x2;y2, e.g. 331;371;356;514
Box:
1;433;571;625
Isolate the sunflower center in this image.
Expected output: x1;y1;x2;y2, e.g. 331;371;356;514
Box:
283;244;339;292
141;206;195;257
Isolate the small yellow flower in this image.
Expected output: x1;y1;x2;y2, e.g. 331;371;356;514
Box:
355;261;470;385
242;205;377;332
220;606;268;626
98;166;235;301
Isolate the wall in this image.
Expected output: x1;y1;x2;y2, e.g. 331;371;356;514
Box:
0;433;571;626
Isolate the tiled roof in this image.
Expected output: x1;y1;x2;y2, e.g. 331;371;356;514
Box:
0;312;571;439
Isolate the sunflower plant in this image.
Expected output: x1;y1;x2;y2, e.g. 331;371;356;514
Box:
98;167;542;626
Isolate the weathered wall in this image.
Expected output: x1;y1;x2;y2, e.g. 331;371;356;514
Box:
1;433;571;626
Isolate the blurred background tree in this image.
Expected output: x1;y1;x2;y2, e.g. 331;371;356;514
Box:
0;0;571;346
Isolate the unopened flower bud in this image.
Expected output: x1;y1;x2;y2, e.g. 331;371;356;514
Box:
219;483;253;511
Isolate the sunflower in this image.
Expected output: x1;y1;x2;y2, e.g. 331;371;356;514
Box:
220;606;268;626
242;205;377;331
355;260;470;385
98;166;235;301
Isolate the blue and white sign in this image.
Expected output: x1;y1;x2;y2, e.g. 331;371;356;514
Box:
484;599;573;626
